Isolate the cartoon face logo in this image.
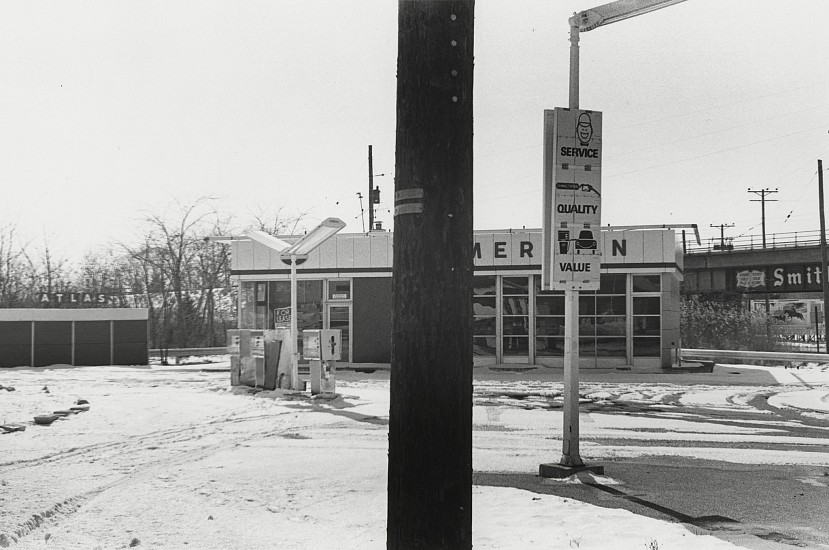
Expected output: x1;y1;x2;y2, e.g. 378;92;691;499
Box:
576;112;593;146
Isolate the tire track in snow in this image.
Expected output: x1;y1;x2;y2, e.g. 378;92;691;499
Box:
0;407;325;546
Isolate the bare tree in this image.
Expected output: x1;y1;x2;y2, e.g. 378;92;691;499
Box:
122;198;233;353
245;204;307;236
76;249;139;306
21;237;73;305
194;216;234;346
0;224;30;307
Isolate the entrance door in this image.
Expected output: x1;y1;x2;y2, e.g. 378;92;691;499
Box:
327;305;351;363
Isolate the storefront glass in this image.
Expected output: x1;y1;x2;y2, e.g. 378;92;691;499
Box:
536;274;628;359
473;276;496;356
502;276;529;356
633;276;661;357
239;281;267;329
268;281;323;329
535;279;564;357
328;280;351;301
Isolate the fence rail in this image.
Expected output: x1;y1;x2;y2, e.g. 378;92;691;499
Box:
685;229;828;254
682;348;829;364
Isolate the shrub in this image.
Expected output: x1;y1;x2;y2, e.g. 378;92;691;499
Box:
681;298;776;351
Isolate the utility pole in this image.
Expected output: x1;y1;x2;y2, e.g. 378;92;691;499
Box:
388;1;474;549
710;223;734;250
818;159;828;352
748;188;778;248
368;145;375;232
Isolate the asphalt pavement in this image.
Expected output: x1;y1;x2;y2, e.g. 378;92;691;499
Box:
340;364;829;549
477;456;829;550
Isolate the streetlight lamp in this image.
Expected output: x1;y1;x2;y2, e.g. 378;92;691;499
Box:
556;0;686;473
247;218;346;391
280;218;346;390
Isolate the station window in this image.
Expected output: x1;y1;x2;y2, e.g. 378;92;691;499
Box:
534;276;564;357
239;281;260;329
502;276;529;356
581;273;626;357
269;280;323;357
632;275;661;293
633;275;661;357
473;276;496;356
328;280;351;301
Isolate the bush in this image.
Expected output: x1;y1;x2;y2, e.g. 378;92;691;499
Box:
681;298;777;351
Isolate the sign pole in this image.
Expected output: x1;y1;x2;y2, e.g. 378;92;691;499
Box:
560;289;583;466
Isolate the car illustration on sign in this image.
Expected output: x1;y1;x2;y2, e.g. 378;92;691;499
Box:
575;230;597;250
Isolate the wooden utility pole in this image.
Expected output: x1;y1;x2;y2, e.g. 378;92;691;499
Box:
818;159;828;352
368;145;375;232
748;188;778;248
388;1;474;548
710;222;734;250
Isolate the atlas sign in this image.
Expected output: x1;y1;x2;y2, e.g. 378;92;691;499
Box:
542;108;603;291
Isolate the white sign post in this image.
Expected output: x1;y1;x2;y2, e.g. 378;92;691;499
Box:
541;107;603;476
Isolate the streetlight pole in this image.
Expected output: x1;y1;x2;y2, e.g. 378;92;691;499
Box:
569;21;580;110
289;253;300;389
244;222;344;391
278;218;346;390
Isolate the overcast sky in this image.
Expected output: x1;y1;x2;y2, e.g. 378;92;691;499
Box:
1;0;827;260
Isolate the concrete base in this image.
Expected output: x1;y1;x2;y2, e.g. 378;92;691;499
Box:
539;462;605;479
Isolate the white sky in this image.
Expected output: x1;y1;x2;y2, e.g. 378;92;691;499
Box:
1;0;828;261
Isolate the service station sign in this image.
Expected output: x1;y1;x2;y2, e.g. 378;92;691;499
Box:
542;108;603;291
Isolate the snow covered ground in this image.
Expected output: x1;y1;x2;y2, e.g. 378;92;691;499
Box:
1;360;828;549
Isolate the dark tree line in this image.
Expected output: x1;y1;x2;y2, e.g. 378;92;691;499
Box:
0;199;303;356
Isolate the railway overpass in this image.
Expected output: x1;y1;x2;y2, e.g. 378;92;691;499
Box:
682;229;825;337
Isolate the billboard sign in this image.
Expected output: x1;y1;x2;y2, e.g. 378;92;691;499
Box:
542;108;603;291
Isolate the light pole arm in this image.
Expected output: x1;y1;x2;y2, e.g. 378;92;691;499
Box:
570;0;687;32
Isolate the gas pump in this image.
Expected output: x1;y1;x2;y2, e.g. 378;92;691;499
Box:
227;330;242;386
302;329;342;395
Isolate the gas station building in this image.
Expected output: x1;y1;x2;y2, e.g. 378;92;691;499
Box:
229;227;683;370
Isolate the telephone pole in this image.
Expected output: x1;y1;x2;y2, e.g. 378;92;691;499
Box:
710;222;734;250
368;146;377;231
818;159;828;352
388;1;474;549
748;188;778;248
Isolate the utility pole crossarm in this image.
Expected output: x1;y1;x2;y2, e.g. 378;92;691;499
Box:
571;0;687;31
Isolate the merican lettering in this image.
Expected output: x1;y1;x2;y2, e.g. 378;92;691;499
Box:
472;239;628;260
